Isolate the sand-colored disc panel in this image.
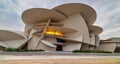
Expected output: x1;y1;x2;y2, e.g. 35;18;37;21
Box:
22;8;66;24
89;26;103;35
53;3;97;25
0;30;25;41
33;26;78;34
34;22;63;27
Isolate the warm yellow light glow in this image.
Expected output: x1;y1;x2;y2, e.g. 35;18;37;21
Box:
46;31;63;36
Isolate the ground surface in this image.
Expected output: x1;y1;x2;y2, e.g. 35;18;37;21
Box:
0;52;120;64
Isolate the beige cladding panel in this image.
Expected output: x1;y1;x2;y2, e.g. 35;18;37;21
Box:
63;41;82;51
80;44;89;50
88;26;103;35
0;41;8;48
103;38;120;43
111;38;120;42
53;3;97;25
0;30;24;41
22;8;66;24
28;36;56;50
38;42;56;51
28;36;40;50
97;43;116;52
60;13;90;43
25;24;34;36
89;33;95;45
89;46;95;50
43;37;56;44
29;29;38;38
95;35;100;46
35;22;63;26
116;43;120;47
3;39;28;48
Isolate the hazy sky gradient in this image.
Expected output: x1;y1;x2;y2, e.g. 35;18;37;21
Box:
0;0;120;39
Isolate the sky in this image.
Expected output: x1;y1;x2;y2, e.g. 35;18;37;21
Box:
0;0;120;39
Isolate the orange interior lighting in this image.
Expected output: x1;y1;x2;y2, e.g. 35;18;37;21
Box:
46;30;63;36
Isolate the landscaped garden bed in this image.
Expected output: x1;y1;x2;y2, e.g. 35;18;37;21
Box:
72;50;112;53
3;48;44;52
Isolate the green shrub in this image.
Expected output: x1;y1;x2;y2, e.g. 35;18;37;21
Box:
72;50;112;53
21;49;44;52
3;48;21;52
3;48;44;52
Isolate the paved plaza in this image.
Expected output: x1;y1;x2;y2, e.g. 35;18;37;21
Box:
0;52;120;64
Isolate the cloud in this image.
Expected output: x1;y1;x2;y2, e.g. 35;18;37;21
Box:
91;0;120;39
0;0;120;39
0;0;25;31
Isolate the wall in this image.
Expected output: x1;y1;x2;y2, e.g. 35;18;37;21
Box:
44;36;57;44
60;13;90;44
116;43;120;47
24;24;34;37
3;39;28;48
89;33;95;45
28;36;40;50
97;43;116;52
28;35;56;50
80;44;89;50
38;42;56;51
95;35;100;46
63;41;82;51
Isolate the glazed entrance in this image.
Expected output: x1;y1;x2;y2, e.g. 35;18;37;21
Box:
56;45;63;51
56;38;66;51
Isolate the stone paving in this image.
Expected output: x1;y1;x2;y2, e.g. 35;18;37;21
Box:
0;52;120;64
0;51;120;56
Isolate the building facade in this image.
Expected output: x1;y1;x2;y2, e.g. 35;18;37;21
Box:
97;37;120;52
0;3;103;51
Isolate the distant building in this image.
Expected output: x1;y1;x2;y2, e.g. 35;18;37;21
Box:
0;3;103;51
97;37;120;52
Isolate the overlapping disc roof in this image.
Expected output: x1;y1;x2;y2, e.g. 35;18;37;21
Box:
22;8;66;24
22;3;96;25
41;40;56;48
89;26;103;35
0;29;25;41
53;3;97;25
22;3;102;34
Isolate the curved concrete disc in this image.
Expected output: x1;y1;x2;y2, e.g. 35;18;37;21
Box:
0;29;25;41
53;3;97;25
41;40;56;48
89;26;103;35
0;41;8;48
33;26;78;34
34;22;63;27
22;8;66;24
